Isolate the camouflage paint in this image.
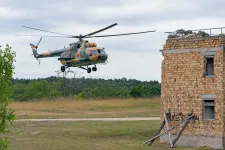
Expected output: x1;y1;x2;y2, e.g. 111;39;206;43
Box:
89;55;98;61
60;60;66;65
30;39;107;68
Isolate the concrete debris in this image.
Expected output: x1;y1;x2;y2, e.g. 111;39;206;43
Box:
168;29;210;39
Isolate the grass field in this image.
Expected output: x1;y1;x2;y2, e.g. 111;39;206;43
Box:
9;97;160;119
8;121;212;150
7;98;213;150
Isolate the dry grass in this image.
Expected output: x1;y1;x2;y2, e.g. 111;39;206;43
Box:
9;97;161;119
8;120;212;150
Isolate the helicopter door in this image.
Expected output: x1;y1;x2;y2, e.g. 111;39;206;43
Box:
70;43;79;58
80;48;87;58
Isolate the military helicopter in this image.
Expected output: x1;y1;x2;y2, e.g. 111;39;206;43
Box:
21;23;156;73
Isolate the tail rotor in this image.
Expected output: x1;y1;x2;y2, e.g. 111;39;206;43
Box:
36;37;42;49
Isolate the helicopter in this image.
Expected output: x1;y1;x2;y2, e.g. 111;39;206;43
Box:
21;23;156;73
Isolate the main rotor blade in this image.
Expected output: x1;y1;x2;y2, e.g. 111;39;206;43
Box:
84;30;156;38
16;35;74;38
83;23;118;37
22;26;74;37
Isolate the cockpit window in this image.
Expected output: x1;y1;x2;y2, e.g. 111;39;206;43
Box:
92;50;98;55
100;49;106;53
88;50;98;56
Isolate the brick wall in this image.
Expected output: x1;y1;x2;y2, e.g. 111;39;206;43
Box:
161;36;225;137
163;36;225;50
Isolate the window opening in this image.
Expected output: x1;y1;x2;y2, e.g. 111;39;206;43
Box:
204;56;214;76
203;99;215;120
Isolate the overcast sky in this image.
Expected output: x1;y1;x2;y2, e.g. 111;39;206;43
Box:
1;0;225;82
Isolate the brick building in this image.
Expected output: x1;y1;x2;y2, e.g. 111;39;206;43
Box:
160;34;225;149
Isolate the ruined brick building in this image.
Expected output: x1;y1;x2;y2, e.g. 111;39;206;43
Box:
160;33;225;149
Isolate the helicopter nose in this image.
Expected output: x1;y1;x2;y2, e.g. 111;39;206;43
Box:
98;54;108;61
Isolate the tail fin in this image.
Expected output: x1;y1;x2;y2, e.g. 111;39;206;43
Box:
30;43;38;58
30;37;42;59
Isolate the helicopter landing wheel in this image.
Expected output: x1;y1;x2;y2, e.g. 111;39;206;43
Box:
61;66;66;72
92;66;97;71
87;67;91;73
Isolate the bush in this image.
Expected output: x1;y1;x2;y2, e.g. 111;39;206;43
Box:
0;44;16;149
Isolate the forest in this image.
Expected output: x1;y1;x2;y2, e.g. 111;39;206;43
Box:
11;76;161;101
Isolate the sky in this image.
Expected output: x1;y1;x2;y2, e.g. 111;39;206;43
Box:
1;0;225;82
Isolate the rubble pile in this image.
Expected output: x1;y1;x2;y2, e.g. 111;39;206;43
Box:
168;29;210;39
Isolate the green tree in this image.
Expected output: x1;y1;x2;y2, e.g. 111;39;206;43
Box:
11;83;27;101
130;85;143;98
10;76;161;100
0;44;16;149
24;80;51;100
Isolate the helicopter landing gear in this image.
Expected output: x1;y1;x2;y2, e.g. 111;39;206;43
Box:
92;66;97;71
78;66;97;73
61;66;66;72
87;67;91;73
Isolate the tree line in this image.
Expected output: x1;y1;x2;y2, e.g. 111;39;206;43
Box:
11;76;161;101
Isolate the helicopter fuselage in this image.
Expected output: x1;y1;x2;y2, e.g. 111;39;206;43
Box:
31;39;108;70
59;40;108;67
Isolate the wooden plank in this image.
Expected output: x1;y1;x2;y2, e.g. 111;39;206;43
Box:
144;119;165;146
172;119;191;146
143;114;194;146
164;113;173;148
